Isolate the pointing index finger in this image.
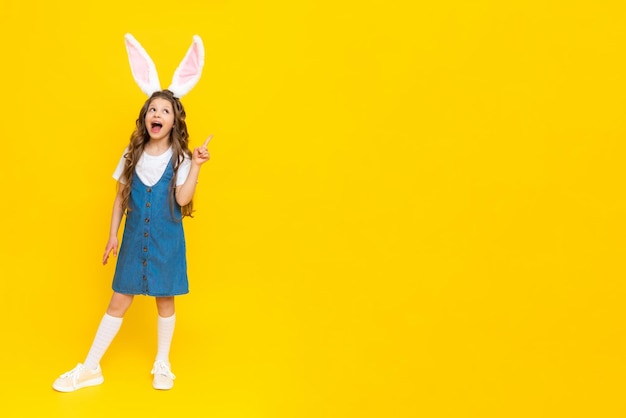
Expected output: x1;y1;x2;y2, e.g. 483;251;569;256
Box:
201;134;213;148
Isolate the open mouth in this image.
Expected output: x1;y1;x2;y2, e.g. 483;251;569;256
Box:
150;121;163;133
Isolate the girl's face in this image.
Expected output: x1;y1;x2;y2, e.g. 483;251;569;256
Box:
145;97;175;141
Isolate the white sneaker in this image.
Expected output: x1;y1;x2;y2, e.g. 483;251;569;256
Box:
151;361;175;390
52;363;104;392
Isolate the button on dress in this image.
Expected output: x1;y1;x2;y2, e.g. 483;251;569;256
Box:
112;161;189;296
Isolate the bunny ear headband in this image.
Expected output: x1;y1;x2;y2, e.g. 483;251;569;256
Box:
124;33;205;99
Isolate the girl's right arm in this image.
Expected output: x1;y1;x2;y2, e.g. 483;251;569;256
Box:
102;183;126;265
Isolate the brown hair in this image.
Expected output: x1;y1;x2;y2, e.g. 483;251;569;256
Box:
119;89;194;218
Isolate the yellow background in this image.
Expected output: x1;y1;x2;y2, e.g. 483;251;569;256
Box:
1;0;625;417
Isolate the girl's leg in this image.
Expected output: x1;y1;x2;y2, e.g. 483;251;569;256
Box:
83;292;134;370
106;292;135;317
155;296;175;317
154;297;176;364
53;293;133;392
152;297;176;390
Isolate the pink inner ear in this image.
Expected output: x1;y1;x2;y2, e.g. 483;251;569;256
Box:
176;43;201;85
127;42;152;85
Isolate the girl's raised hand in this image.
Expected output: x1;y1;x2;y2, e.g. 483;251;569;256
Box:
192;135;213;166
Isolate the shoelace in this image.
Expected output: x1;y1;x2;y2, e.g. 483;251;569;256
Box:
151;361;176;379
60;364;85;386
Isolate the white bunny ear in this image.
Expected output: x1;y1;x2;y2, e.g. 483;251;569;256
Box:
168;35;205;98
124;33;161;96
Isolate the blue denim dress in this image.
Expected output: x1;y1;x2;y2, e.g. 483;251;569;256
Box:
112;161;189;296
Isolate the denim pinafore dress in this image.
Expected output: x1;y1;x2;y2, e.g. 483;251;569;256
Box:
112;160;189;296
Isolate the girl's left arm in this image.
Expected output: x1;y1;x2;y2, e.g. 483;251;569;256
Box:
176;135;212;206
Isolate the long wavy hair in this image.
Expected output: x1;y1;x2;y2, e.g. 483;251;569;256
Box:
119;90;194;218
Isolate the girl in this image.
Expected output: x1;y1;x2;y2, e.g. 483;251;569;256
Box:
53;34;210;392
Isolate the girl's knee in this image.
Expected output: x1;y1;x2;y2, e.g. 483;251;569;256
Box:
155;297;175;317
107;293;134;317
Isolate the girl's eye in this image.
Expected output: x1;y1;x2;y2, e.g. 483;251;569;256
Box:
164;109;169;114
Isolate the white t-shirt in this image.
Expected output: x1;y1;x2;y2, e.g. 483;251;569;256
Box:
112;146;191;187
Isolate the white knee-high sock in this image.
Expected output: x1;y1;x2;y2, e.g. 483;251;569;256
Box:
83;313;123;370
155;314;176;365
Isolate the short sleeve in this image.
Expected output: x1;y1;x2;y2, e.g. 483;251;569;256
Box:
176;156;192;186
112;147;129;184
